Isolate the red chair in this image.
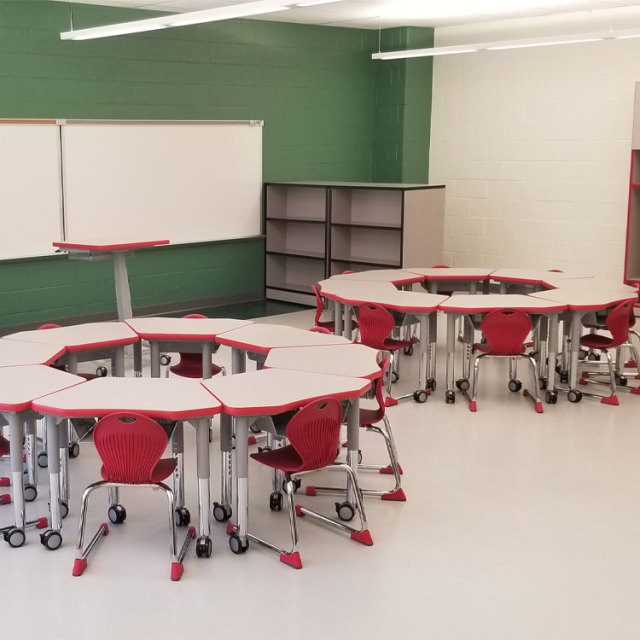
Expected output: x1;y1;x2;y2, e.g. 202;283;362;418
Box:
311;284;358;335
167;314;226;378
578;300;637;404
241;398;372;569
72;412;195;581
356;303;416;404
305;356;405;502
470;309;543;413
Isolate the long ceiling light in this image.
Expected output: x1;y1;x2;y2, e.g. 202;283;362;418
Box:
372;28;640;60
60;0;341;41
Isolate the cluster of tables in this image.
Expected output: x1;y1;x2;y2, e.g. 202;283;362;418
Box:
0;316;382;561
318;267;638;405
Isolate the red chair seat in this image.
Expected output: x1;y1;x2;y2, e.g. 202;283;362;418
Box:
250;446;303;473
358;406;384;427
169;353;223;378
0;435;10;457
580;334;616;349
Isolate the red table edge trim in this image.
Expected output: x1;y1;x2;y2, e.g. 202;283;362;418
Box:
30;404;221;420
53;240;169;251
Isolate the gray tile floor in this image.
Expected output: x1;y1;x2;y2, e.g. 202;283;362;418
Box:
1;309;639;640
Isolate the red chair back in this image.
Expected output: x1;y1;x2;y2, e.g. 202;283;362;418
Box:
605;300;635;347
94;412;169;484
285;398;343;472
0;435;10;457
312;284;325;327
357;303;395;351
480;309;531;356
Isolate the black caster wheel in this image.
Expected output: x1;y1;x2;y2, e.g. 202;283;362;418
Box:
587;353;601;361
175;506;191;527
616;375;628;386
269;492;283;511
108;504;127;524
60;501;69;519
445;390;456;404
413;389;428;403
390;371;399;383
229;533;248;554
545;391;558;404
508;379;522;392
159;354;171;366
195;536;212;558
213;502;232;522
68;442;80;459
335;501;355;522
560;372;569;384
37;452;48;468
281;477;303;493
456;378;470;391
538;377;547;390
24;484;37;502
403;345;414;356
568;389;583;403
40;529;62;551
578;349;588;359
96;366;108;377
427;378;437;391
4;527;25;548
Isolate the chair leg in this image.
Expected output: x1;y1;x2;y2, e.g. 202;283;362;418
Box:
578;348;620;405
469;355;482;412
362;420;405;500
522;355;544;413
73;482;108;577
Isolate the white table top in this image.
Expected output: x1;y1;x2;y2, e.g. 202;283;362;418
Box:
405;267;495;280
318;280;447;312
202;368;371;416
529;287;638;311
0;365;85;412
215;323;351;353
438;294;567;314
490;268;569;285
264;343;381;380
53;239;169;251
326;269;425;284
125;317;253;340
32;377;221;420
0;338;65;367
4;322;139;351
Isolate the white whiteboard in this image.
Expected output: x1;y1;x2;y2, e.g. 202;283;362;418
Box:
0;123;63;259
60;120;262;244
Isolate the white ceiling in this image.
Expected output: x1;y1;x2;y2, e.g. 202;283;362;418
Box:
54;0;640;30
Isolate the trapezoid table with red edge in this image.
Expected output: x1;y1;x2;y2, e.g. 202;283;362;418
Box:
0;365;85;550
317;279;448;403
404;267;495;295
125;316;254;379
32;376;222;559
530;285;639;404
437;294;568;407
201;367;372;557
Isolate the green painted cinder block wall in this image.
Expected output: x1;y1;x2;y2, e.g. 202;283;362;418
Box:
0;1;433;331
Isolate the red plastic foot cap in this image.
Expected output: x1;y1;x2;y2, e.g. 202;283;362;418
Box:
379;464;403;475
382;488;406;501
0;477;10;487
535;402;543;414
351;530;374;546
247;436;257;446
36;517;49;529
295;505;304;517
305;486;317;496
226;523;235;535
280;552;302;569
579;379;587;385
171;562;184;582
0;494;11;505
469;401;477;413
631;387;640;394
100;522;109;536
582;372;590;378
601;396;619;406
72;558;87;577
384;397;398;407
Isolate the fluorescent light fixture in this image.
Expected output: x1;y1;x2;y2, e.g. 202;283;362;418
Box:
372;28;640;60
60;0;335;41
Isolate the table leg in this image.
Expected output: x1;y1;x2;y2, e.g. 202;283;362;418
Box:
150;342;161;378
171;422;185;510
46;415;62;532
231;347;246;376
113;345;125;377
202;343;213;379
470;282;478;295
214;413;233;523
345;398;359;505
569;311;584;390
546;313;559;402
445;312;456;402
234;416;250;549
334;302;344;337
24;416;38;490
194;418;212;558
8;413;26;531
112;251;133;321
344;304;353;340
418;315;428;395
133;341;142;377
